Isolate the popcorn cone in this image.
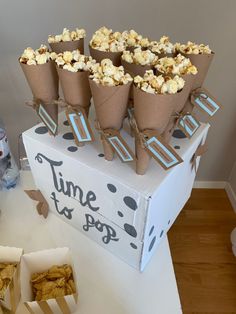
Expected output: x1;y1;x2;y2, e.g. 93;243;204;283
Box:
89;46;122;66
162;73;196;142
49;38;84;54
133;85;182;175
152;52;176;59
182;52;214;113
20;60;58;124
89;79;131;160
121;60;153;77
122;59;152;103
126;46;148;53
57;67;91;117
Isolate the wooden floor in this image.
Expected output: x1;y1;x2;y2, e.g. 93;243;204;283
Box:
169;189;236;314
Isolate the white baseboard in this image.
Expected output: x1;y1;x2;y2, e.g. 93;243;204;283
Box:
225;183;236;213
193;181;236;213
193;181;227;189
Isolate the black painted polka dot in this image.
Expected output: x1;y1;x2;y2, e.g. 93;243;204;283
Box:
173;130;186;139
63;120;70;126
63;132;74;140
123;196;137;211
160;230;164;238
174;145;180;149
67;146;78;152
130;243;137;249
124;224;137;238
117;211;124;217
149;226;154;236
148;236;156;252
35;126;48;134
98;153;105;157
107;183;117;193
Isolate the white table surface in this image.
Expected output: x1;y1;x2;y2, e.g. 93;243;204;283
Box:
0;171;182;314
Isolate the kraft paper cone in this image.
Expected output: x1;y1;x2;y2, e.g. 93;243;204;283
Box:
133;85;181;174
161;74;196;142
89;79;131;160
57;67;91;116
175;73;196;112
89;46;122;66
134;86;176;132
135;137;151;175
126;46;148;53
152;52;176;59
121;59;152;103
154;72;196;112
90;79;131;129
20;60;59;123
126;46;136;53
49;38;84;54
121;59;153;77
182;52;214;113
183;52;214;90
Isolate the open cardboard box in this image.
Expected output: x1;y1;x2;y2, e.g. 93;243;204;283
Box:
0;246;23;313
21;247;78;314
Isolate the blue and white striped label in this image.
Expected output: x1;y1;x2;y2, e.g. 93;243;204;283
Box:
68;112;92;142
179;114;200;138
108;136;134;162
146;136;182;169
194;92;220;116
38;104;57;135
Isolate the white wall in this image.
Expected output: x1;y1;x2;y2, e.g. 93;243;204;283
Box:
1;0;236;180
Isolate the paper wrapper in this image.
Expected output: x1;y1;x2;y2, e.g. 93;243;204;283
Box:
182;52;214;113
126;46;148;53
20;60;59;125
133;85;180;174
89;79;131;160
121;60;152;77
49;38;84;54
89;46;122;66
21;248;78;314
121;59;152;101
0;246;23;313
57;67;91;116
162;73;196;142
152;52;176;59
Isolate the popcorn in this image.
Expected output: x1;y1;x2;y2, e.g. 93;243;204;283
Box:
50;52;57;61
155;53;198;75
134;70;185;94
55;49;96;73
149;36;175;54
121;29;150;48
122;48;158;66
90;26;126;52
48;28;86;43
63;51;73;63
35;54;48;65
175;41;212;54
31;264;76;301
90;58;133;86
19;45;51;65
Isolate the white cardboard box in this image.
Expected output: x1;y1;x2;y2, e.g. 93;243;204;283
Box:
23;111;209;271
